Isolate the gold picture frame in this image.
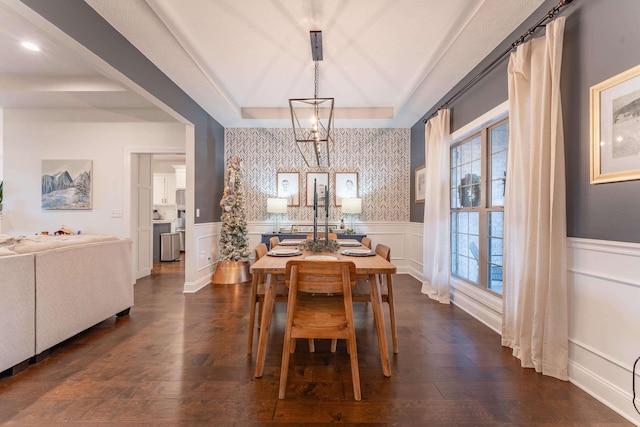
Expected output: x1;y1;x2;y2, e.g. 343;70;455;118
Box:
590;63;640;184
415;165;425;203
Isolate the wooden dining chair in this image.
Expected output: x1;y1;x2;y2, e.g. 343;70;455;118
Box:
306;232;338;240
269;236;280;250
352;243;398;353
247;243;288;354
279;259;360;400
361;236;372;249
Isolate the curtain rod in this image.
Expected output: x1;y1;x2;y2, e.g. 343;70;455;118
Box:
423;0;574;124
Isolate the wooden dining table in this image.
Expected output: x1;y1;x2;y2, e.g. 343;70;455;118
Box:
250;241;396;378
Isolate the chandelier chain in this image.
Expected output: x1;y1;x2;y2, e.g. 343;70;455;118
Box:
314;61;319;99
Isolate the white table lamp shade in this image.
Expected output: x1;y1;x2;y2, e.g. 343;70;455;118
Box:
341;198;362;214
267;198;288;214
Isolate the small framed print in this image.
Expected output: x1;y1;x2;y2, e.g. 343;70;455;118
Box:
415;165;426;203
277;172;300;206
306;172;329;207
591;63;640;184
334;172;358;206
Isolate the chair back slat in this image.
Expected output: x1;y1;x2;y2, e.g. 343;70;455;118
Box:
286;260;355;294
255;243;268;260
269;236;280;250
375;243;391;261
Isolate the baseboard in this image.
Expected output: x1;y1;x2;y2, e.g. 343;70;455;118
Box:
183;275;211;293
568;343;640;425
450;279;502;334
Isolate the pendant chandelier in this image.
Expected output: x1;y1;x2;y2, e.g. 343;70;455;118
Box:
289;30;334;167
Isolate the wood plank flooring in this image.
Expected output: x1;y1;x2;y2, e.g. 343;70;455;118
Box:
0;260;632;425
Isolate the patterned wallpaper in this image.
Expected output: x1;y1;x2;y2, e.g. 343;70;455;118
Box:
224;128;410;223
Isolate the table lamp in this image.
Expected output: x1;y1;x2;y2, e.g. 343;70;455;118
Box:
341;198;362;231
267;198;288;232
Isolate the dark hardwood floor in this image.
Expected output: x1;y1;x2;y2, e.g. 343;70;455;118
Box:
0;259;632;425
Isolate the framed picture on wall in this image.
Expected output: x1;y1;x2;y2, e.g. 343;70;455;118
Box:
276;172;300;206
590;63;640;184
334;172;358;206
306;172;329;207
41;159;93;210
415;165;426;203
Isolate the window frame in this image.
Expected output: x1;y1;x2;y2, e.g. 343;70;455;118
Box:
449;112;508;295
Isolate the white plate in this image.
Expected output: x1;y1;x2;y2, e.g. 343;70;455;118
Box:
267;249;302;257
340;249;375;257
304;255;338;261
338;240;361;247
279;239;303;246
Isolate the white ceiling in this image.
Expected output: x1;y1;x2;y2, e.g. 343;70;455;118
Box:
1;0;546;128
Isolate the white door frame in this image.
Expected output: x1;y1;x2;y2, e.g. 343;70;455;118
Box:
124;144;190;287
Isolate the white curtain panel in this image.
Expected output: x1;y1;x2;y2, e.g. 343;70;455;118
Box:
502;17;568;380
422;109;451;303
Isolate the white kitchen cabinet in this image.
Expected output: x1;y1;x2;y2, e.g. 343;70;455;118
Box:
174;165;186;189
153;173;176;205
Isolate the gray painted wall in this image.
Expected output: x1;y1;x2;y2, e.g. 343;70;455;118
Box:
19;0;225;224
410;0;640;244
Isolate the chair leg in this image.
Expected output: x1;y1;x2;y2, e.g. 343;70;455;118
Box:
308;338;315;353
347;335;361;401
330;339;337;353
386;274;398;354
279;331;293;399
290;338;297;353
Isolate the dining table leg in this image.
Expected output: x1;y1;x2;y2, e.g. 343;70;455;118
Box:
247;272;261;354
254;273;276;378
369;273;391;377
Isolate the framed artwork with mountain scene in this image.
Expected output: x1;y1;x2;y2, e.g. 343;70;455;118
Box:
41;159;93;210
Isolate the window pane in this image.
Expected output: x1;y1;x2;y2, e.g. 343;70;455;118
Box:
489;212;503;237
450;167;459;190
469;235;479;260
488;265;503;295
451;146;460;166
491;122;509;153
459;212;468;234
451;254;458;275
458;233;468;257
450;212;458;233
468;212;479;235
469;257;479;284
451;188;460;208
489;237;503;264
462;140;474;164
471;137;482;160
491;179;505;206
472;159;481;176
471;183;481;207
458;255;469;279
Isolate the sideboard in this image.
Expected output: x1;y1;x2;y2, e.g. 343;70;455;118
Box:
260;233;367;246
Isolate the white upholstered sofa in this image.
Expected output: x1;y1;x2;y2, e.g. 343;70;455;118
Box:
0;235;133;374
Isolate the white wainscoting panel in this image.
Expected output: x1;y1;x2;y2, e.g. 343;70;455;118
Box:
183;222;220;293
567;237;640;425
407;222;424;281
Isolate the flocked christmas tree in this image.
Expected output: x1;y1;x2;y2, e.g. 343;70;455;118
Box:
218;156;250;261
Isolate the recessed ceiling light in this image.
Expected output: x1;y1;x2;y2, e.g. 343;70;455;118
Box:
20;41;41;52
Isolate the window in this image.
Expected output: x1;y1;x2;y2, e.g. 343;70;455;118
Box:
450;118;508;295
